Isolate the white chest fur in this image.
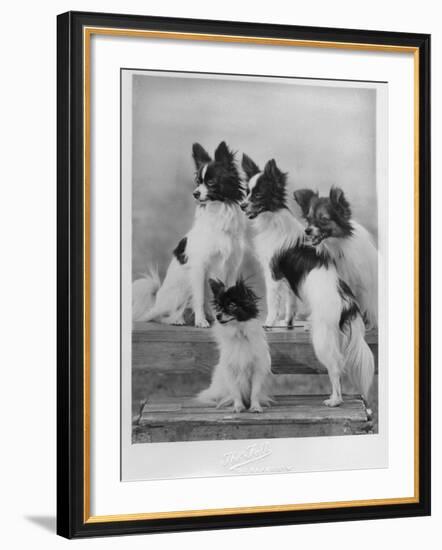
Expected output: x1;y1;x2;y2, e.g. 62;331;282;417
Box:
214;320;269;371
251;209;304;265
186;202;246;262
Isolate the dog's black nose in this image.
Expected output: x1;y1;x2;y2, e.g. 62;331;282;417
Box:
193;190;200;199
216;313;222;321
305;226;313;236
240;202;247;211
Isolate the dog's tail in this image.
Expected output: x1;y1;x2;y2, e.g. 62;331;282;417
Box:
340;281;375;400
197;365;231;406
132;267;161;322
197;385;232;407
197;366;275;409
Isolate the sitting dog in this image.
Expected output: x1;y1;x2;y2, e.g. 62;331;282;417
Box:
241;154;374;406
133;141;246;328
293;187;378;329
197;279;272;412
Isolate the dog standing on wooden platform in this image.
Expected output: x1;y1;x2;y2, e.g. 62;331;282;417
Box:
197;279;273;413
240;154;374;407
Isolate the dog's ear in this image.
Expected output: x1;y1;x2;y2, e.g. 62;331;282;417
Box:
214;141;234;166
329;186;351;219
294;189;318;217
263;159;286;186
192;143;212;170
241;154;260;181
235;278;259;303
209;278;225;297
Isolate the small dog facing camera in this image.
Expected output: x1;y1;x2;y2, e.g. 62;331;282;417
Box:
197;279;273;413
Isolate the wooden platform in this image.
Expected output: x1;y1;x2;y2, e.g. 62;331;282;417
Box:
133;395;373;443
132;322;378;443
133;322;378;375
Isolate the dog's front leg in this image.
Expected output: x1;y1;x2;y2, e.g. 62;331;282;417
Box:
264;270;281;327
282;287;296;327
189;263;210;328
224;373;246;413
250;353;272;412
250;370;265;413
223;246;244;288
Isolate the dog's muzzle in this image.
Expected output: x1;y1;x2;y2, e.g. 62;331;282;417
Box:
305;226;326;246
240;202;260;219
305;227;327;246
216;313;235;324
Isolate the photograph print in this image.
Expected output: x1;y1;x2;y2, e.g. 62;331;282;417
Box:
121;69;387;481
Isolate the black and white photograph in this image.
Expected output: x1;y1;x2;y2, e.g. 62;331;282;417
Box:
52;8;430;539
121;69;387;480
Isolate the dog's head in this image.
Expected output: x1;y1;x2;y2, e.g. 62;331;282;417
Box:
240;154;287;219
294;187;353;245
209;278;259;324
191;141;244;205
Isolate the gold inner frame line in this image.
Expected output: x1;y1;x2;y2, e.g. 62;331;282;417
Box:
82;26;420;524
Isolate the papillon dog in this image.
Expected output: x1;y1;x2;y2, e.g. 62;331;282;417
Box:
293;187;378;329
197;279;272;412
240;154;374;406
133;141;246;328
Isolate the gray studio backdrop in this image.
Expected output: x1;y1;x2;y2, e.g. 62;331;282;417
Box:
131;72;377;307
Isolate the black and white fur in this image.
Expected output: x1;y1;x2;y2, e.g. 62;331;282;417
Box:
241;154;374;406
197;279;272;412
133;141;246;328
294;187;378;329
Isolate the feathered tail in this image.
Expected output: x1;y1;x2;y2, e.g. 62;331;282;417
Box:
197;384;233;407
132;267;161;322
197;363;275;409
197;377;274;409
343;312;375;400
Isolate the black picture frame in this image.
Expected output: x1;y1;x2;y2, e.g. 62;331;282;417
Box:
57;10;431;539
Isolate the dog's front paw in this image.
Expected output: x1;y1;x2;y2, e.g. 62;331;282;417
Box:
249;403;263;413
167;317;185;326
323;396;343;407
232;402;246;413
195;317;210;328
263;316;277;328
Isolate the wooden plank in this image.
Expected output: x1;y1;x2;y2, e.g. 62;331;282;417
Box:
133;394;372;443
133;322;378;344
132;324;378;375
139;394;368;422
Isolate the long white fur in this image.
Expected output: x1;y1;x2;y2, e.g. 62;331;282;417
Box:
197;318;272;412
251;209;304;327
132;268;161;321
133;202;246;327
251;210;374;406
318;221;378;329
